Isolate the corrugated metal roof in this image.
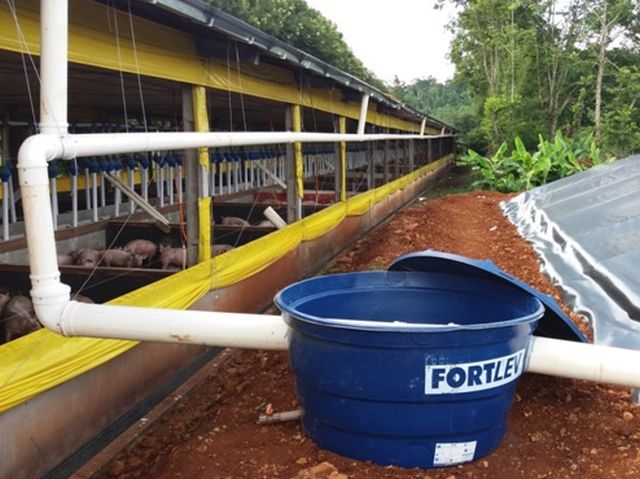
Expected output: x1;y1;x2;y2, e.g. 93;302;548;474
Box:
105;0;455;132
502;156;640;349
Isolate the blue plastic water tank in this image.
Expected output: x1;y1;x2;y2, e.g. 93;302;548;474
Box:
274;270;543;468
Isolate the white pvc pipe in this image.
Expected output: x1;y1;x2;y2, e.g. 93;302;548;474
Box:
177;164;183;202
100;173;106;208
39;0;68;134
91;172;98;222
84;169;90;209
114;179;121;216
56;132;448;159
168;166;174;205
357;94;370;136
526;336;640;388
157;163;164;208
142;167;149;201
8;177;16;223
50;177;58;230
2;181;8;240
59;302;289;350
420;118;427;136
263;206;287;229
128;168;135;213
71;172;77;227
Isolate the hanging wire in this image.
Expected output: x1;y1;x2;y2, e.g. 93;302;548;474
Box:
5;0;41;131
126;0;148;132
107;0;130;132
225;44;235;131
234;42;248;132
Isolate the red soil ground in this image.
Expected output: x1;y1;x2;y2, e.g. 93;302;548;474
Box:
101;189;640;479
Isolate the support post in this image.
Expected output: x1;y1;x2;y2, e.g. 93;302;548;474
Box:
367;128;374;190
383;132;390;185
394;137;400;179
285;105;302;222
333;116;347;202
192;86;211;263
408;139;415;172
182;87;199;266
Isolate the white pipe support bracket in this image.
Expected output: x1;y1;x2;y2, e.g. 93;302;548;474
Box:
526;336;640;389
60;302;290;350
357;94;370;136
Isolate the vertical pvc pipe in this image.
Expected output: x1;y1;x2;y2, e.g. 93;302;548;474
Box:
158;162;165;208
71;168;78;227
39;0;68;135
249;157;255;188
233;157;240;193
177;164;183;203
142;166;149;202
168;165;175;205
100;173;106;208
84;167;91;210
128;168;135;213
218;158;223;193
91;172;98;222
420;118;426;136
2;181;8;240
8;176;16;223
50;177;58;230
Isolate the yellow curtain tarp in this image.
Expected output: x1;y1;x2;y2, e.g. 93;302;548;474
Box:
0;156;451;414
0;0;436;134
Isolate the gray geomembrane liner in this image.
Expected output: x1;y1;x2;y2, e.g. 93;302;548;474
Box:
502;155;640;349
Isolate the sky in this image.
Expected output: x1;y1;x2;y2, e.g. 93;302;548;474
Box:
304;0;457;84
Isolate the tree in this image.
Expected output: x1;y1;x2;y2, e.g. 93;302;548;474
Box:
584;0;635;143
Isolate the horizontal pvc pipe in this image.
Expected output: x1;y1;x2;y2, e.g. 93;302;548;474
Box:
526;336;640;388
58;302;289;350
62;131;450;159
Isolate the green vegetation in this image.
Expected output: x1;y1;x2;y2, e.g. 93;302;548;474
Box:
458;131;613;192
208;0;639;191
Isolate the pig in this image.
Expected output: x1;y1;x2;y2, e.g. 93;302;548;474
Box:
160;246;186;270
220;216;250;227
73;248;104;268
211;244;234;257
0;289;11;320
1;295;40;343
254;219;275;228
101;249;143;268
57;253;75;266
123;239;158;263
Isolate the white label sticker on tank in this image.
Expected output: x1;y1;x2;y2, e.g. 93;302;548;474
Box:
433;441;477;466
424;349;526;395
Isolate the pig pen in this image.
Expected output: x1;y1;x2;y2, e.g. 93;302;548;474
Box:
93;187;640;479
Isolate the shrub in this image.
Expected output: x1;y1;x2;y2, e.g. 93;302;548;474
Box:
457;131;614;192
